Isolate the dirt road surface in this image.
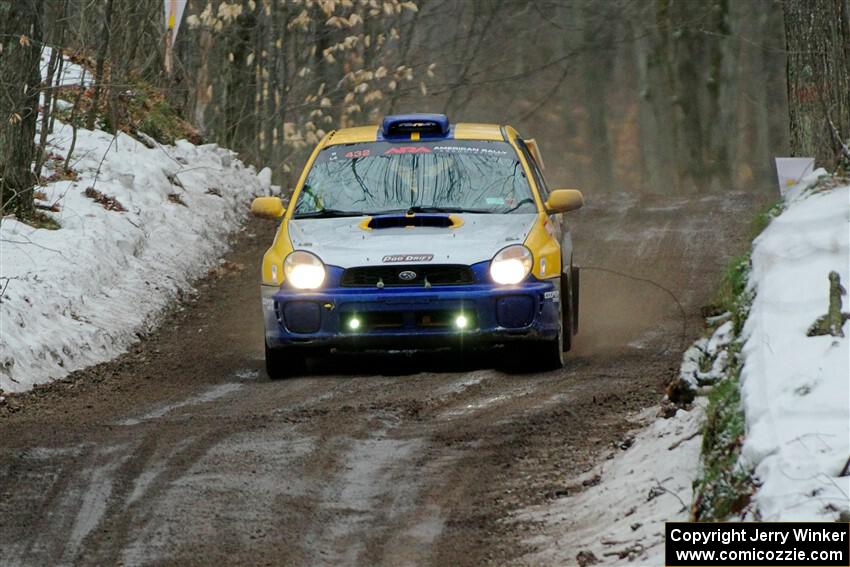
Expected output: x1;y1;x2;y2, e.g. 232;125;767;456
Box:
0;191;765;566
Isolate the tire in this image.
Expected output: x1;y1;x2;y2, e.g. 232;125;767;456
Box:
531;285;565;370
264;342;305;379
571;265;580;334
502;278;566;372
560;272;573;353
530;334;564;371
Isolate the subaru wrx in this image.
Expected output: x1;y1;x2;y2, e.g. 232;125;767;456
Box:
251;114;583;377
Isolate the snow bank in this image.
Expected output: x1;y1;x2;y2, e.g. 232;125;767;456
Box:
521;404;705;565
0;124;265;393
40;46;92;88
520;173;848;562
740;173;850;521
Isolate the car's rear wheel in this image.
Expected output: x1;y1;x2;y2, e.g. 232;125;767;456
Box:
265;342;306;379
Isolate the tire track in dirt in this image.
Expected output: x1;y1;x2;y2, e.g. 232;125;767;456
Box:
0;191;768;566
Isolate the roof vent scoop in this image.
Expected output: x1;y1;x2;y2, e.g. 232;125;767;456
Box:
381;113;450;140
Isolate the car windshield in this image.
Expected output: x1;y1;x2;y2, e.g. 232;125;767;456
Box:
293;140;536;217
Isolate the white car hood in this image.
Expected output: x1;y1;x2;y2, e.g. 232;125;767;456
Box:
288;213;537;268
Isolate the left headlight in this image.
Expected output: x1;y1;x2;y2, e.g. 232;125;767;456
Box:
284;250;326;289
490;244;533;285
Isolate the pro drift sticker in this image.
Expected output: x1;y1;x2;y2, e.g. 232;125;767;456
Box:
382;254;434;263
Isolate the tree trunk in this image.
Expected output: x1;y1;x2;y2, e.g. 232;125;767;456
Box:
85;0;114;131
224;0;256;151
0;0;43;219
34;46;59;179
784;0;850;170
632;2;679;194
580;1;616;193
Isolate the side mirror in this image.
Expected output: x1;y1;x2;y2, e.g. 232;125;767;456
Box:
251;196;285;219
545;189;583;214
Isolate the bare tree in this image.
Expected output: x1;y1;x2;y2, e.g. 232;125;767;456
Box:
34;0;67;178
18;0;794;199
85;0;114;131
0;0;44;219
784;0;850;170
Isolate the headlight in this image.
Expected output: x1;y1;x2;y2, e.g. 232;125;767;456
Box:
490;245;533;285
284;250;326;289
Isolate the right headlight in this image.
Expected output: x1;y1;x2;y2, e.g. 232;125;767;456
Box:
489;245;533;285
284;250;326;289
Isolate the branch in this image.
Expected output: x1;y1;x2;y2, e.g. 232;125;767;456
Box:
651;477;689;513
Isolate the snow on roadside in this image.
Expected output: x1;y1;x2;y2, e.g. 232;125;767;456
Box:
678;319;734;390
518;172;848;564
518;314;737;565
740;173;850;521
519;402;705;566
40;46;92;88
0;123;267;393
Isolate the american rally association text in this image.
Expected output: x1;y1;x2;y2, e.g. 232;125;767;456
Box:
669;527;848;547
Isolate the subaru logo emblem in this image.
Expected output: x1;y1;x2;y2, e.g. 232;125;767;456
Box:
398;270;417;281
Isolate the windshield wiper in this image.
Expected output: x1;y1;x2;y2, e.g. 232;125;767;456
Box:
293;208;368;219
500;198;536;214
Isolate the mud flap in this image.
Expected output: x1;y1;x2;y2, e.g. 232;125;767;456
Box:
571;265;580;334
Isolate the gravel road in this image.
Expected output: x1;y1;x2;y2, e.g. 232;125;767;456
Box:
0;191;765;566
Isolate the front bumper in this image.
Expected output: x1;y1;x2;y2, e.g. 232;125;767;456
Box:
262;271;561;352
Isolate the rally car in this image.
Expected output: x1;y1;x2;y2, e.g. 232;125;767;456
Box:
251;114;583;377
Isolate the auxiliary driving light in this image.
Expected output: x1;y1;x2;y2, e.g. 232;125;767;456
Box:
348;317;362;331
454;314;469;329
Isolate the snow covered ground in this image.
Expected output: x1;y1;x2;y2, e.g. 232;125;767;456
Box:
520;402;705;566
522;172;849;564
40;46;92;89
740;172;850;521
0;128;268;393
1;53;269;394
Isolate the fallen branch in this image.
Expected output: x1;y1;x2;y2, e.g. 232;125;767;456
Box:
602;542;645;559
651;478;688;513
668;429;701;451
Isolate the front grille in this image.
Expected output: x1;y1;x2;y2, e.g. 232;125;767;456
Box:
341;264;475;287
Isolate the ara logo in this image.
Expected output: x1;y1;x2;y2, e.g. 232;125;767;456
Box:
383;146;432;155
398;270;418;281
382;254;434;263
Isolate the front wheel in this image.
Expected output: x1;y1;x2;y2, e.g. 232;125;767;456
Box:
560;271;574;352
528;333;564;371
527;284;566;370
265;342;306;379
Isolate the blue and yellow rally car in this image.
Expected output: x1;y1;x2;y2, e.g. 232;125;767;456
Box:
251;114;583;377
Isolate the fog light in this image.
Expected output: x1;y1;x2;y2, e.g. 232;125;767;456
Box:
348;317;361;331
454;314;469;329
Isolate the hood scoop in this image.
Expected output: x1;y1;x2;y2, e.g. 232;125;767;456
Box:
366;213;456;230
